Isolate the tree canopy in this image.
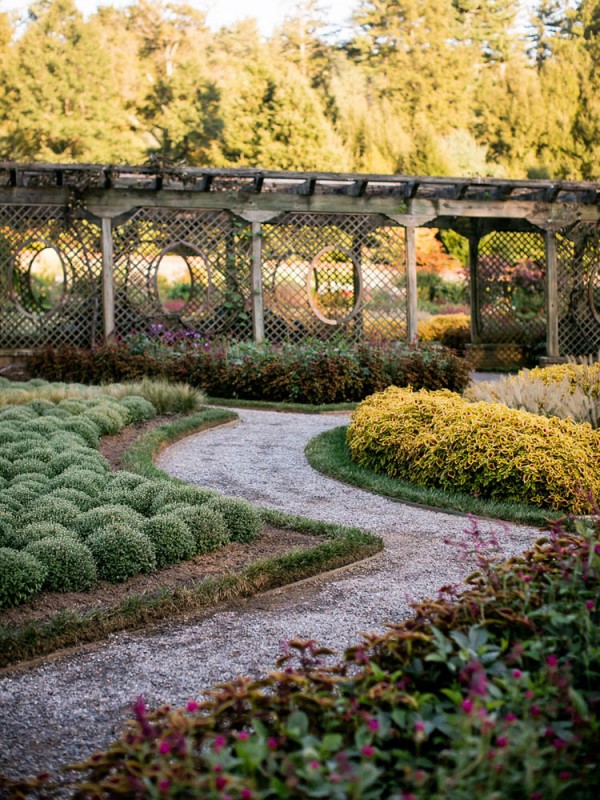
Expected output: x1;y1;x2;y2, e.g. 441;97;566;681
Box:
0;0;598;178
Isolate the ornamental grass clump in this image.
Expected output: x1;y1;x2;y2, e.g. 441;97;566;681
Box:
25;517;600;799
347;387;600;513
0;548;46;609
24;536;97;592
141;513;196;567
205;496;262;543
86;524;157;583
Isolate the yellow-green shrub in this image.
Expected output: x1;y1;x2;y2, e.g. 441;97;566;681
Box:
347;387;600;513
417;313;470;351
528;363;600;397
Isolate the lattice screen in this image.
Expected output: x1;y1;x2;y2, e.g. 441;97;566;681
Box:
557;224;600;356
0;205;101;349
262;213;406;342
477;231;546;346
112;208;252;340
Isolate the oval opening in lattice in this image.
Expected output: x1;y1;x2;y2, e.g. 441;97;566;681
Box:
11;244;66;317
589;262;600;324
306;247;363;325
153;243;211;318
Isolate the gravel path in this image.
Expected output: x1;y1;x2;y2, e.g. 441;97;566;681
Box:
0;408;541;781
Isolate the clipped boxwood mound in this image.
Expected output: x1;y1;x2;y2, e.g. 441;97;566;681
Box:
347;387;600;514
24;536;97;592
0;547;47;608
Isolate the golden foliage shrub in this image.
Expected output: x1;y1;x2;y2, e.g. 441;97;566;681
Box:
347;387;600;513
417;313;471;351
528;362;600;397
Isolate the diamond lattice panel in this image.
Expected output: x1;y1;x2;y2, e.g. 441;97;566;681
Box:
262;213;406;342
477;231;546;345
557;224;600;356
112;208;252;340
0;205;101;349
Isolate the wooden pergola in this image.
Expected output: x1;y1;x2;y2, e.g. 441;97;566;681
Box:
1;162;600;363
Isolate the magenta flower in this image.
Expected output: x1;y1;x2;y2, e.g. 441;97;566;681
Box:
213;736;226;751
159;779;170;792
215;776;227;791
267;737;278;749
559;771;571;781
546;655;558;668
236;731;250;741
362;745;375;757
240;790;252;800
414;720;425;732
309;760;320;769
186;700;199;712
530;705;541;717
506;712;517;722
368;719;380;731
512;669;522;679
461;698;473;713
585;600;594;610
496;736;508;748
553;738;565;750
158;741;171;755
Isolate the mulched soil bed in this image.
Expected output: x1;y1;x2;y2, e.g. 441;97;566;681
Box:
1;414;325;629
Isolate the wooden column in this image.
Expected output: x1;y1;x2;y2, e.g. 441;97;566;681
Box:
101;216;115;342
545;229;559;358
468;231;481;344
251;221;264;344
405;225;418;342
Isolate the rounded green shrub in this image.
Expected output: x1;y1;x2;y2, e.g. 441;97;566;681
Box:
48;468;107;497
4;438;46;460
1;483;42;507
62;417;100;448
46;487;97;512
21;446;55;463
149;481;218;514
119;395;156;422
49;431;89;451
0;506;15;547
26;417;62;436
58;399;87;416
10;521;79;550
28;399;59;416
205;496;262;543
24;497;80;527
0;492;23;514
162;503;230;554
0;456;13;480
0;428;21;447
141;513;195;567
24;536;97;592
86;524;156;583
129;481;162;515
0;475;6;491
76;504;145;540
0;406;36;422
10;471;50;488
7;458;52;480
0;547;47;608
98;472;150;506
49;450;109;477
83;404;128;435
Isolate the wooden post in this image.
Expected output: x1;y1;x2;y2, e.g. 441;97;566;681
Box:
251;221;264;344
101;216;115;342
405;225;418;342
468;231;481;343
545;229;559;358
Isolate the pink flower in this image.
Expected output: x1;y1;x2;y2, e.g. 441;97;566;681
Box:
496;736;508;748
585;600;594;610
186;700;199;712
214;764;223;774
330;773;341;783
559;771;571;781
553;738;565;750
158;741;171;755
159;779;170;792
362;745;375;757
241;790;252;800
213;736;226;751
530;705;541;717
546;655;558;668
267;737;278;749
368;719;380;731
506;712;517;722
530;793;542;800
512;669;522;679
215;776;227;791
309;761;320;769
461;698;473;713
414;721;425;732
236;731;250;741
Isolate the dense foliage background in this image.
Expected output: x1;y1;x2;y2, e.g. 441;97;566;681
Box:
1;0;599;179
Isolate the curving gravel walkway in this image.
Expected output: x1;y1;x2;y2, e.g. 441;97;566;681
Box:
0;409;541;781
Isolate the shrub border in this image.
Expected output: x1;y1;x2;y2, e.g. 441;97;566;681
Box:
305;425;562;527
0;411;382;668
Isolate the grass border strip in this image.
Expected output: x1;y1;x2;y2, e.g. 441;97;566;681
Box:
205;397;358;414
305;425;562;528
0;410;382;668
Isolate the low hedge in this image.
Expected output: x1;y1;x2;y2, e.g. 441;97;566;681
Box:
29;340;472;402
11;518;600;799
347;387;600;514
417;312;471;352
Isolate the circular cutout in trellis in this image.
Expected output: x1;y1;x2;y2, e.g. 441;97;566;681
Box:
306;246;363;325
9;242;67;318
152;242;213;318
589;261;600;324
